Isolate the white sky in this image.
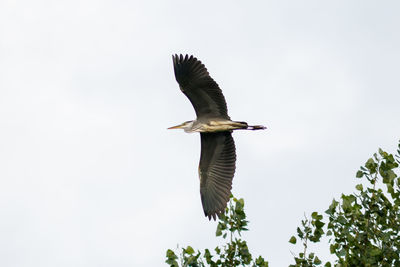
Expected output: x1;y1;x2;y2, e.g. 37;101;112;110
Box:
1;0;399;266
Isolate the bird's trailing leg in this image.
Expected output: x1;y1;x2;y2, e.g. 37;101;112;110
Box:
246;125;267;130
231;121;266;130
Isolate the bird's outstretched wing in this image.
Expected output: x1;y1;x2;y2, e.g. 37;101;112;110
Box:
172;54;230;120
199;132;236;220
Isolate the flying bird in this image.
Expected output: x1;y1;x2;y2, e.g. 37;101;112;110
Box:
169;54;266;220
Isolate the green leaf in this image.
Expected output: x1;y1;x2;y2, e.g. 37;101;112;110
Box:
311;212;323;220
185;246;194;255
166;249;177;259
255;255;268;266
314;256;322;265
356;170;364;178
289;236;297;244
297;227;304;239
204;249;213;264
325;199;339;215
365;158;378;173
315;220;325;229
355;184;363;191
165;249;179;266
216;223;222;237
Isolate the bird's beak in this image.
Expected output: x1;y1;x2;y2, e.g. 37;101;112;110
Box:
167;124;183;130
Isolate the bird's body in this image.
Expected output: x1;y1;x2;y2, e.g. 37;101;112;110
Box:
169;54;266;220
169;119;253;133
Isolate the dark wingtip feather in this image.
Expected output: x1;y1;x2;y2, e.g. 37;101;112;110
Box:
172;53;215;91
205;207;225;221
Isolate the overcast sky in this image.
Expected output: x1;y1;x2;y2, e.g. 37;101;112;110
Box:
1;1;399;266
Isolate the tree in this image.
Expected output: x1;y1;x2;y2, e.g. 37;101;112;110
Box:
166;141;400;266
289;142;400;266
165;196;268;267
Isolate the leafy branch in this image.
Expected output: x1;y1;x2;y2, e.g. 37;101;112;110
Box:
166;196;268;267
289;141;400;266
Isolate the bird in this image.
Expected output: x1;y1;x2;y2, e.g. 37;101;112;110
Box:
168;54;266;220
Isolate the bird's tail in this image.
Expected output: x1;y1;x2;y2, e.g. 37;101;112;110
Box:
233;121;266;130
247;125;267;130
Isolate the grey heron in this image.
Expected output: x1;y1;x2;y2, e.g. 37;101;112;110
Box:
169;54;266;220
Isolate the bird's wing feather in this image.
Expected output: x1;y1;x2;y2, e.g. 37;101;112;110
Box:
172;54;230;120
199;132;236;220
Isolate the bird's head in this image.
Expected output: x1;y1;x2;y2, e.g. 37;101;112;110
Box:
167;121;194;132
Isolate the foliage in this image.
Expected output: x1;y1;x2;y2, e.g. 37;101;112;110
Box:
166;142;400;266
165;196;269;267
289;212;325;266
289;142;400;267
